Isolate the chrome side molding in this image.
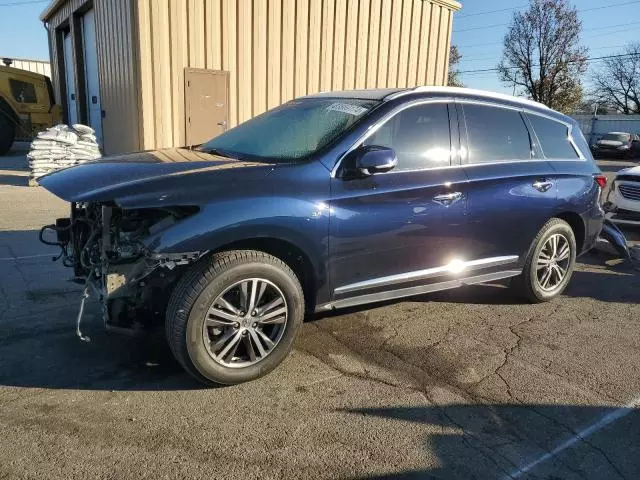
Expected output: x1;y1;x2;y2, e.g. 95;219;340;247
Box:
334;255;519;295
320;269;522;311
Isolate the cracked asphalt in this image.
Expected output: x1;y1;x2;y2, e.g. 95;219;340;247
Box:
1;147;640;479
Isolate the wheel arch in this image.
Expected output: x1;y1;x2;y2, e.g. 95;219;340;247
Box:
209;237;322;312
554;211;585;253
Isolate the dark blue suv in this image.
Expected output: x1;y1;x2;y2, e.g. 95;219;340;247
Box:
40;87;605;385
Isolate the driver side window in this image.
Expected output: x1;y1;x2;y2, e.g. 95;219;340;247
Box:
364;103;452;171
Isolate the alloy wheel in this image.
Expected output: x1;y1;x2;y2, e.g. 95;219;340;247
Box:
203;278;288;368
535;233;571;292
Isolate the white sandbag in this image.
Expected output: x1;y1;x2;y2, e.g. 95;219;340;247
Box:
78;134;98;144
30;140;62;150
29;124;102;179
72;124;95;135
37;128;78;145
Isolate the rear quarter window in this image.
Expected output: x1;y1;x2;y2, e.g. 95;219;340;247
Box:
526;114;579;159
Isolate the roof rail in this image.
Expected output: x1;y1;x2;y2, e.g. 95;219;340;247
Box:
385;86;551;110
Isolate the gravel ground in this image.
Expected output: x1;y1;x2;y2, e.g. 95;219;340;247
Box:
1;148;639;479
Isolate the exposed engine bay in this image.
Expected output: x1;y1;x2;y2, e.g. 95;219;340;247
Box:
40;203;204;339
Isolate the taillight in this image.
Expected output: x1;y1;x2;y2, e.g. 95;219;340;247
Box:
594;174;607;188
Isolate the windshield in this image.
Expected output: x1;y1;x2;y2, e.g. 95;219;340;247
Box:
602;133;630;142
200;98;379;162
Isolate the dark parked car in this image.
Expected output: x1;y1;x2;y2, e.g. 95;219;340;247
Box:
591;132;640;159
39;87;605;385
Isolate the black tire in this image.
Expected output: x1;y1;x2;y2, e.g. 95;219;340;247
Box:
166;250;305;385
511;218;577;303
0;114;16;156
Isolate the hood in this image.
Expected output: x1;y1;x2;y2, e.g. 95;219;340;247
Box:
616;166;640;177
38;148;274;207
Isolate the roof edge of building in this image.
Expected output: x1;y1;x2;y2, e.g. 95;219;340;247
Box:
39;0;65;22
430;0;462;12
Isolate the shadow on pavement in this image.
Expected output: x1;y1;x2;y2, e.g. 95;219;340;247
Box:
0;315;205;391
345;403;639;479
0;174;29;187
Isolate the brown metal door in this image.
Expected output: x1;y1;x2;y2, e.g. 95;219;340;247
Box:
185;69;229;146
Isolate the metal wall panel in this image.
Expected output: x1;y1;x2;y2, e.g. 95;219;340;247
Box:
94;0;140;154
42;0;139;154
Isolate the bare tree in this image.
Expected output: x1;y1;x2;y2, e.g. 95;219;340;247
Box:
590;43;640;114
448;45;464;87
498;0;588;113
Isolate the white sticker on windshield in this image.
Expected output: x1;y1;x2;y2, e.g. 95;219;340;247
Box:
326;103;368;116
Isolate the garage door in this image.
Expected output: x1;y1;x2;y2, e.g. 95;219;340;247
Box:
63;32;78;125
82;9;103;145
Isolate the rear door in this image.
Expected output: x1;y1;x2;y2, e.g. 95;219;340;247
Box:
458;101;557;264
526;112;601;249
329;101;470;300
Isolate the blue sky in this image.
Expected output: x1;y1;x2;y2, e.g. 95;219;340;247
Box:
0;0;49;61
453;0;640;95
0;0;637;96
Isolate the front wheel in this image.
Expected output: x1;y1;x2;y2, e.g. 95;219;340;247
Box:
511;218;577;303
166;250;305;385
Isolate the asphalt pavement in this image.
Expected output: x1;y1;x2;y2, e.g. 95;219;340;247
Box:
1;147;639;479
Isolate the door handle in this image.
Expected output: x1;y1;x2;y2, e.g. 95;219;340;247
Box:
217;120;227;131
533;179;553;192
433;191;463;206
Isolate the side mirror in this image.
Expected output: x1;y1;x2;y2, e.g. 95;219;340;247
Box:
351;145;397;176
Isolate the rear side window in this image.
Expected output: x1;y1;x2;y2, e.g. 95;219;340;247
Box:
364;103;451;171
527;114;579;159
9;79;38;104
462;103;531;162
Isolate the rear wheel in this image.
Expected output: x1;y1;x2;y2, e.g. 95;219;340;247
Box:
0;114;16;156
166;250;305;385
511;218;577;303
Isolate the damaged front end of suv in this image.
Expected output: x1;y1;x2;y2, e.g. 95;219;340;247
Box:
41;202;205;339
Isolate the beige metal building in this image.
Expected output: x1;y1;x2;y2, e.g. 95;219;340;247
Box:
41;0;461;155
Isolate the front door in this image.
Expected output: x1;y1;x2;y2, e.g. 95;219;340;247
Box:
185;69;229;146
329;101;470;302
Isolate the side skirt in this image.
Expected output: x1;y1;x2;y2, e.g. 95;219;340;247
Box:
316;269;522;312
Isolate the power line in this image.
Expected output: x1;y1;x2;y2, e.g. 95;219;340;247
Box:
458;53;637;73
457;21;636;49
457;5;527;19
458;53;638;74
456;22;509;33
454;0;640;30
460;42;633;62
